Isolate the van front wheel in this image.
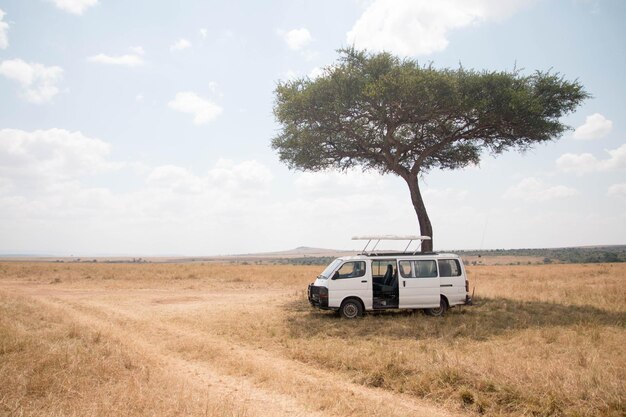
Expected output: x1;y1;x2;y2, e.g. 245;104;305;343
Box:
425;298;448;317
340;299;363;319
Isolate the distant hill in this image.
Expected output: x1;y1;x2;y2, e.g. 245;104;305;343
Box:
238;246;354;258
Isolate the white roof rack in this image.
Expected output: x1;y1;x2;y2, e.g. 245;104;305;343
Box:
352;235;432;255
352;235;431;241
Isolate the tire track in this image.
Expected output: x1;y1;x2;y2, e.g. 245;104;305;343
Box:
4;284;467;417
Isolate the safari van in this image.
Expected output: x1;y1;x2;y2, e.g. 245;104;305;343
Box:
307;236;473;318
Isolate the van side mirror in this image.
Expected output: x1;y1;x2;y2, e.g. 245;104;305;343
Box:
332;271;339;280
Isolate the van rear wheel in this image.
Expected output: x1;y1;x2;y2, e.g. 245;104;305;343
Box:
425;298;448;317
340;299;363;319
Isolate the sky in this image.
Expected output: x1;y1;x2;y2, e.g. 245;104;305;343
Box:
0;0;625;256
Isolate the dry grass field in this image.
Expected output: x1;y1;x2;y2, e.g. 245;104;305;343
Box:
0;262;624;417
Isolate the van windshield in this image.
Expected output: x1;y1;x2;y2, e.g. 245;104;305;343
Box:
318;259;342;279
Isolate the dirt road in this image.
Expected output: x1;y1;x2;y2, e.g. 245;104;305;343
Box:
1;279;466;417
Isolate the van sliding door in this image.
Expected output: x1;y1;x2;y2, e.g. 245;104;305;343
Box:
398;259;440;308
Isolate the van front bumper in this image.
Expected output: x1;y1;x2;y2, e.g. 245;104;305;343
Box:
307;284;329;309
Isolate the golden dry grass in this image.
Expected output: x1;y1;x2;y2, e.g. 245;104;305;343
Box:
0;292;247;417
0;261;624;417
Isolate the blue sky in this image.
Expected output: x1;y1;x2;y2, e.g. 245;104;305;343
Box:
0;0;624;255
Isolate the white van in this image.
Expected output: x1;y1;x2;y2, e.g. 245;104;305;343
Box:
307;236;473;318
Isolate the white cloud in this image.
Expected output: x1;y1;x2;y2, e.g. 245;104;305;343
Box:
280;28;313;51
604;144;626;170
608;183;626;199
168;91;222;125
88;53;144;67
347;0;533;56
0;8;9;49
424;187;469;202
0;59;63;103
129;46;145;55
573;113;613;140
146;160;274;196
199;28;208;39
134;159;273;222
503;177;578;202
50;0;98;15
0;129;114;190
207;159;274;191
283;69;299;81
207;81;221;96
0;148;282;254
0;130;466;254
282;67;325;81
556;144;626;175
308;66;325;79
555;153;599;175
147;165;206;194
294;169;385;195
170;38;192;51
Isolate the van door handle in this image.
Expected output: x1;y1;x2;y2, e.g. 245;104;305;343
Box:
361;280;367;283
403;281;406;287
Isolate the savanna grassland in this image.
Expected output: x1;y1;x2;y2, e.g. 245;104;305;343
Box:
0;262;624;417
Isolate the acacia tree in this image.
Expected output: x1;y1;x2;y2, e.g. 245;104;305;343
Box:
272;48;588;252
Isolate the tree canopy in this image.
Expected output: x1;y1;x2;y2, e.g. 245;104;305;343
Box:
272;48;589;251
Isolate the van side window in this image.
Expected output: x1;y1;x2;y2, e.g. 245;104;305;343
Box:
335;261;366;279
399;261;413;278
400;260;437;278
415;260;437;277
438;259;461;277
371;260;397;279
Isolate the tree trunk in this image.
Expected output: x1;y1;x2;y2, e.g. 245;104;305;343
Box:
404;175;433;252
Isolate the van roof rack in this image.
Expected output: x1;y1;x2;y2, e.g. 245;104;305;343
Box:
352;235;432;255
